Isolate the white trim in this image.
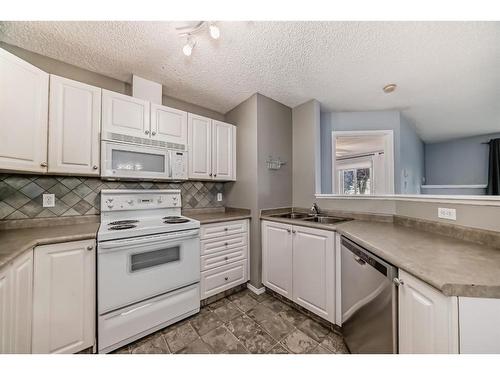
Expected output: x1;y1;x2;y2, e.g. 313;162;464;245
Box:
331;130;394;195
315;193;500;206
421;184;487;189
247;283;266;295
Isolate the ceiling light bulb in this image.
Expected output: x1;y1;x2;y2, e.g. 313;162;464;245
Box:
209;23;220;39
183;38;194;56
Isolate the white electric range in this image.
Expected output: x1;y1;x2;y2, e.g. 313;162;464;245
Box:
97;189;200;353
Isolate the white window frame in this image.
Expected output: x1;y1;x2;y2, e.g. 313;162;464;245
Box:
331;130;395;195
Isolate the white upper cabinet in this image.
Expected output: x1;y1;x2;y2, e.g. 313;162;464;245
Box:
212;120;236;181
48;75;101;175
150;103;188;145
292;226;334;321
0;48;49;173
187;115;236;181
188;114;213;179
101;89;150;139
398;270;459;354
262;221;293;298
32;240;95;354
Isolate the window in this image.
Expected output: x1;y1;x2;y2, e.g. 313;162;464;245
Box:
338;166;372;195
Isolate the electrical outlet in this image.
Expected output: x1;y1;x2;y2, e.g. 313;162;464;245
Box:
217;193;223;202
438;207;456;221
42;194;55;208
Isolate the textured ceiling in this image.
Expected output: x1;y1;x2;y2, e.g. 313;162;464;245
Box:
1;21;499;142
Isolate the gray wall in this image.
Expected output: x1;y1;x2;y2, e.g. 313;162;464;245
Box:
320;110;426;195
257;94;293;208
292;100;321;208
0;42;225;121
399;115;425;194
225;94;293;287
320;110;403;193
425;132;500;186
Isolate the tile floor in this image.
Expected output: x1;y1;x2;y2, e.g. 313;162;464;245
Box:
111;288;349;354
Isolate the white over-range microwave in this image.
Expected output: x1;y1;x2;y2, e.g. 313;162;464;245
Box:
101;139;188;180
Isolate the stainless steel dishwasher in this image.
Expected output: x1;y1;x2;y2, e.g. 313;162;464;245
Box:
341;236;398;354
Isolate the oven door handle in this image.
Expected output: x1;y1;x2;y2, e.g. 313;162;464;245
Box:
98;230;199;250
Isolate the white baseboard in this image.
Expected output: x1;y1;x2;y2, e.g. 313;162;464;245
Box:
247;283;266;295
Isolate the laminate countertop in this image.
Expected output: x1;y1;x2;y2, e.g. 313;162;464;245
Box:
0;222;100;268
184;208;251;224
261;215;500;298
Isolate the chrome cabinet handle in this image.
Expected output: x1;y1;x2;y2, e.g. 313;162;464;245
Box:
214;174;217;177
292;230;296;234
86;245;94;251
92;165;98;170
152;131;156;136
393;278;404;287
224;228;228;231
224;277;229;281
40;162;47;167
145;130;150;135
225;242;228;246
209;173;213;177
287;229;291;233
224;256;229;261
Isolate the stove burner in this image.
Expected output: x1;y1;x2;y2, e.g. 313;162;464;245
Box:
109;220;139;226
108;224;137;230
164;218;190;224
162;216;181;220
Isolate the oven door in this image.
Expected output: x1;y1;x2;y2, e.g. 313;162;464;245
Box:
101;141;169;180
98;229;200;314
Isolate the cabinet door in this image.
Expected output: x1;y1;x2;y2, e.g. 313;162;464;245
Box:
0;265;11;354
48;75;101;175
398;270;458;354
212;121;235;181
188;114;212;179
101;89;150;139
10;250;33;354
32;240;95;354
292;226;334;322
261;221;293;298
0;48;49;173
150;103;188;145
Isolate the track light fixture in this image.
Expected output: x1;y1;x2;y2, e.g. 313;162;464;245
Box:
175;21;221;57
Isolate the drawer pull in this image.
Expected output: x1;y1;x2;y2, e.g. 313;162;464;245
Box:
120;303;152;316
224;228;228;231
224;256;229;261
225;242;229;246
224;277;229;281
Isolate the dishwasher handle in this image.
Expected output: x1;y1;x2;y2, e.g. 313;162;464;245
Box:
341;236;397;279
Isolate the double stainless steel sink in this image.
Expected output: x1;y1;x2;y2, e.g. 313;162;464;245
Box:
269;212;352;225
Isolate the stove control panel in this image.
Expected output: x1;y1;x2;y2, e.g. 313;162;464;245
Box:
101;190;182;211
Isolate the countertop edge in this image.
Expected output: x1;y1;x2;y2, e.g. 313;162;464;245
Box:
196;215;252;224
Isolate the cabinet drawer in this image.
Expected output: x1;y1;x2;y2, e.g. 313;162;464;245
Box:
200;220;248;240
201;233;247;256
201;246;247;271
201;260;247;299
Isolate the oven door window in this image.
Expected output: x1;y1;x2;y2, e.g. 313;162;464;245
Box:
112;149;166;173
130;246;180;272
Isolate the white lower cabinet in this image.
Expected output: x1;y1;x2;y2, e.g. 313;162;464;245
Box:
261;221;293;298
0;250;33;354
398;270;459;354
459;297;500;354
200;220;249;299
261;220;336;323
32;240;96;354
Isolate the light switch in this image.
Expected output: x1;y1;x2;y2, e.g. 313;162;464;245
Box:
217;193;223;202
